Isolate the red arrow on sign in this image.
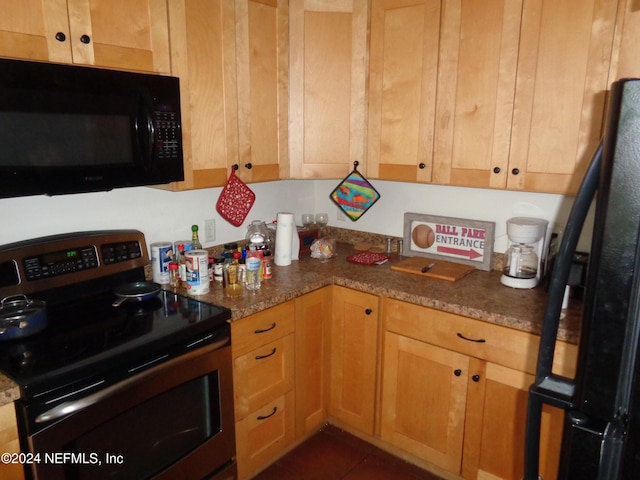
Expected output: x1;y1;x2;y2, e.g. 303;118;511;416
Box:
437;246;483;260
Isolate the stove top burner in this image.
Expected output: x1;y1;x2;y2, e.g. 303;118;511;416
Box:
0;290;230;399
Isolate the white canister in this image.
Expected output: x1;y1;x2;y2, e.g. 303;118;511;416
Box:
185;249;210;294
151;242;173;285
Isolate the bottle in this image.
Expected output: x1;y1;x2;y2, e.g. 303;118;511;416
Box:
245;246;262;291
169;262;179;289
262;249;273;279
177;243;187;288
191;224;203;249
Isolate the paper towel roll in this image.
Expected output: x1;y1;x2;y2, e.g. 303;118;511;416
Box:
274;212;294;266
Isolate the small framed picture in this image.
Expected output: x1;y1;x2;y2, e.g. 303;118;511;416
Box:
402;212;495;271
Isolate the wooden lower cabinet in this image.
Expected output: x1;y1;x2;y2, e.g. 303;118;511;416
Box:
381;331;469;473
328;286;380;436
381;297;576;479
462;359;564;480
295;287;330;437
232;301;296;480
0;402;23;480
235;390;296;480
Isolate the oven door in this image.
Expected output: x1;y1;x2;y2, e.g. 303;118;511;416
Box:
18;337;235;480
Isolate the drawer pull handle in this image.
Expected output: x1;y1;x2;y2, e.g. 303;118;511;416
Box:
257;406;278;421
454;369;462;376
255;348;277;360
457;332;486;343
255;322;276;334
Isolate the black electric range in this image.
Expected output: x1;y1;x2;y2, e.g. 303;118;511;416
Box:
0;230;231;404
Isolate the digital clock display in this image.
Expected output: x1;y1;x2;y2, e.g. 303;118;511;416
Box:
41;249;79;264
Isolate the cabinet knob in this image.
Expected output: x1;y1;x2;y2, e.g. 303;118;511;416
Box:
511;167;520;175
80;34;91;44
472;374;481;382
245;163;253;170
365;308;373;315
232;164;239;171
418;163;426;169
493;167;501;174
55;32;66;42
454;369;462;377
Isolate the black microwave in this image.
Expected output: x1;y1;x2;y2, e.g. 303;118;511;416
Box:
0;58;184;198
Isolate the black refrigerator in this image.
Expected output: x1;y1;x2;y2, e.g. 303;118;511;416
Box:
524;78;640;479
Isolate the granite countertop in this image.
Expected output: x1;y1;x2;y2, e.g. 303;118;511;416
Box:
0;242;581;407
193;243;581;343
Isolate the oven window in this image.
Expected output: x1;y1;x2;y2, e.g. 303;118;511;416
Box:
65;372;221;479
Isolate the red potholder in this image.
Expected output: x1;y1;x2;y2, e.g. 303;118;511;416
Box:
216;168;256;227
347;251;390;265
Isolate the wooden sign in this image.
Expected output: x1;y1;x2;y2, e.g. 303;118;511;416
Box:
402;213;495;271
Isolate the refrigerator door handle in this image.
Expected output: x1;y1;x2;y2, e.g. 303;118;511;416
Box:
523;141;602;480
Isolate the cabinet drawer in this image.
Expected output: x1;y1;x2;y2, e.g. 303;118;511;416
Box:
235;390;295;480
232;301;295;357
234;333;294;421
383;298;576;376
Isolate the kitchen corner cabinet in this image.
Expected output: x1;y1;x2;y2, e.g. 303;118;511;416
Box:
232;301;296;480
288;0;369;179
0;0;170;73
295;286;330;437
328;286;380;436
0;402;23;480
381;298;577;479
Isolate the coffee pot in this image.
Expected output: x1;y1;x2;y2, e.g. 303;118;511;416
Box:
500;217;548;289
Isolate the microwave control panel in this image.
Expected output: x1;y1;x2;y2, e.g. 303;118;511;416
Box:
154;108;180;160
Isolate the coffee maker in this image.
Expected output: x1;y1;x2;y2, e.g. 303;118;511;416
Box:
500;217;548;289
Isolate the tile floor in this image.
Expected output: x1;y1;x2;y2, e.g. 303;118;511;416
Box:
252;424;445;480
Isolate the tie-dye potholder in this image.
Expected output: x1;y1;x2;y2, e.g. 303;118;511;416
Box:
330;162;381;221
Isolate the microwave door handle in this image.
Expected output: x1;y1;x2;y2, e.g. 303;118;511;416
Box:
136;90;155;167
35;337;227;424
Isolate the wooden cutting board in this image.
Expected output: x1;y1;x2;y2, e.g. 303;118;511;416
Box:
391;257;475;282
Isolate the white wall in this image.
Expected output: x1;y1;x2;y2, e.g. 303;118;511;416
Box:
0;179;593;253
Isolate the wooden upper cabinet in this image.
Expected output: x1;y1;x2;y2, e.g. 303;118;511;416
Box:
289;0;369;179
235;0;288;184
506;0;617;194
432;0;521;190
167;0;239;190
367;0;441;183
0;0;170;74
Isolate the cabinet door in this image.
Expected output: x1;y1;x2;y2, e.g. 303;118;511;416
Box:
462;360;564;480
65;0;170;73
614;0;640;80
381;331;468;474
235;0;288;183
0;402;23;480
432;0;521;189
167;0;239;190
329;286;379;435
289;0;368;179
508;0;617;194
367;0;440;183
295;287;330;437
0;0;71;63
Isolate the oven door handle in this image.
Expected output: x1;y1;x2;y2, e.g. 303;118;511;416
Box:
35;336;228;424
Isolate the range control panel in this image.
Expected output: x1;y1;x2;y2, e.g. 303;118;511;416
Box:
0;230;148;297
